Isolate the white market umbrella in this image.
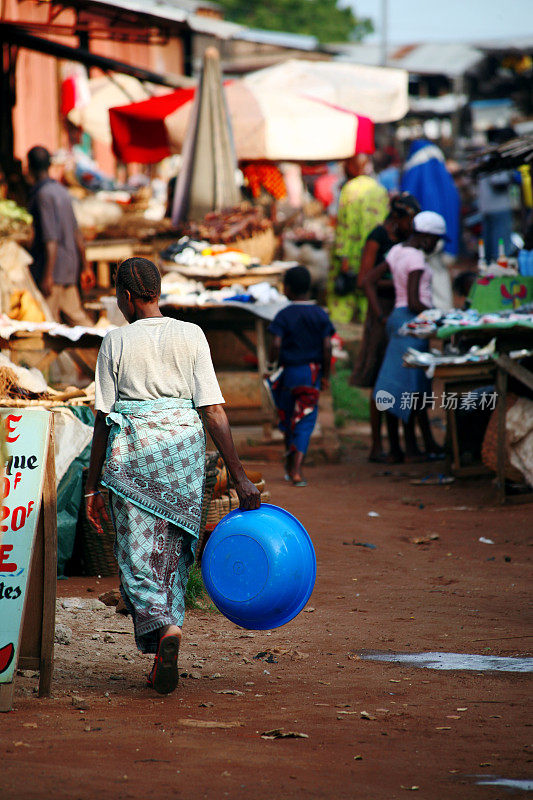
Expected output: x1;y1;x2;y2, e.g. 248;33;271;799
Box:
243;59;409;123
165;80;360;163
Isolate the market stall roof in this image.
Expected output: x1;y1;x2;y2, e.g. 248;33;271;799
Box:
470;136;533;175
65;0;319;48
332;42;485;79
473;36;533;55
409;93;468;116
0;23;185;89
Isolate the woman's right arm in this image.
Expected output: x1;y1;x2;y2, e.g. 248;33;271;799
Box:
200;404;261;511
362;260;389;319
407;270;428;315
357;239;380;289
85;410;111;534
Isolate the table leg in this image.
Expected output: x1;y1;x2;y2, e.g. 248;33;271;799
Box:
97;261;111;289
255;319;272;440
0;683;14;713
496;367;508;504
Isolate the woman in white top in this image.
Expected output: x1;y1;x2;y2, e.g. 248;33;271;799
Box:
364;212;446;461
85;257;260;694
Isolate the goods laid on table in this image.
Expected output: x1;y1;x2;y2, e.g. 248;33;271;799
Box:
0;240;54;321
400;307;533;339
161;237;261;277
184;205;271;243
0;353;95;406
177;205;276;265
157;273;287;307
0;200;32;239
73;192;173;242
403;343;532;369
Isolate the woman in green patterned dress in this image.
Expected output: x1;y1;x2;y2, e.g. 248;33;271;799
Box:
329;155;389;324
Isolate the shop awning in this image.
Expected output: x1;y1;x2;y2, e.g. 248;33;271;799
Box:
0;23;185;89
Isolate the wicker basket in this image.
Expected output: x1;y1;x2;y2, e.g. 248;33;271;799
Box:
196;452;221;562
80;476;118;577
481;394;524;483
231;228;277;265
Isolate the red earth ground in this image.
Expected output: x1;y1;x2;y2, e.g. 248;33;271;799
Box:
2;451;532;800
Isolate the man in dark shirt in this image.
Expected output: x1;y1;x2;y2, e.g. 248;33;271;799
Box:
28;146;94;325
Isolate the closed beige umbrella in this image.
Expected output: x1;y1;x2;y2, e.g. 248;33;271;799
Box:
172;48;239;224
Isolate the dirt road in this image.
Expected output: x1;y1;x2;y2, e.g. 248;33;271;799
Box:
2;454;531;800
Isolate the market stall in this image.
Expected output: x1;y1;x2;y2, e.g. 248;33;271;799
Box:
402;307;533;502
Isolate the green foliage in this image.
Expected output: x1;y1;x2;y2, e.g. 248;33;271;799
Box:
185;563;218;612
216;0;373;44
331;366;370;425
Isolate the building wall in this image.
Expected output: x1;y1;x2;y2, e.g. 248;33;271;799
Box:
7;1;79;164
5;0;184;174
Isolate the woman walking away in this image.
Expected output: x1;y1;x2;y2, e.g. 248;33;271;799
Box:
266;266;334;486
85;257;260;695
351;193;420;462
329;154;388;324
364;212;446;461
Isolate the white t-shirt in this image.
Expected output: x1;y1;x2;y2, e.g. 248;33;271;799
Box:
386;244;432;309
94;317;225;413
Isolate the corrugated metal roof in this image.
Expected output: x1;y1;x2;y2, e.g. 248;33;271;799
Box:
333;42;485;78
393;43;485;78
236;28;317;51
73;0;318;48
77;0;188;24
474;36;533;53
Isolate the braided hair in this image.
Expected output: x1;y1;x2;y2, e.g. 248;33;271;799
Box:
115;257;161;301
390;192;421;218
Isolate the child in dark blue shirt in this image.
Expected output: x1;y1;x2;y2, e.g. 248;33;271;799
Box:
267;266;335;486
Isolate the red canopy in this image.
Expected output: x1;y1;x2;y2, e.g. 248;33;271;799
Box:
110;89;195;164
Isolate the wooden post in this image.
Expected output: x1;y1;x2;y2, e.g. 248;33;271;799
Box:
0;411;57;711
495;367;508;505
96;261;111;289
255;318;272;440
39;422;57;696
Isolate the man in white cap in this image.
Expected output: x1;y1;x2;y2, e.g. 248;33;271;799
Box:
363;211;447;462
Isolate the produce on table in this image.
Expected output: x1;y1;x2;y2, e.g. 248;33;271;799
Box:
182;205;271;244
0;200;32;237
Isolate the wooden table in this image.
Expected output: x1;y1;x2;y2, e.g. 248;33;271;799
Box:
160;262;290;291
85;239;136;289
433;360;496;479
160;302;276;438
0;330;104;379
436;323;533;502
430;354;533;503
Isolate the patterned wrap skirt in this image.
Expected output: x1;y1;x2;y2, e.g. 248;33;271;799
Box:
102;398;205;653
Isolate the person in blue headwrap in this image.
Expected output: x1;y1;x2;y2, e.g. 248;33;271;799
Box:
401;139;460;258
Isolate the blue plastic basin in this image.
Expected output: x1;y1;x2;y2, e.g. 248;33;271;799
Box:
201;504;316;630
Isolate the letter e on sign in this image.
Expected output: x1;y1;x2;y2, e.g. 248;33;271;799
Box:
0;545;17;573
5;414;22;443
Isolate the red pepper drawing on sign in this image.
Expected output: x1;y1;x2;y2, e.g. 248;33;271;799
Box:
0;643;14;674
